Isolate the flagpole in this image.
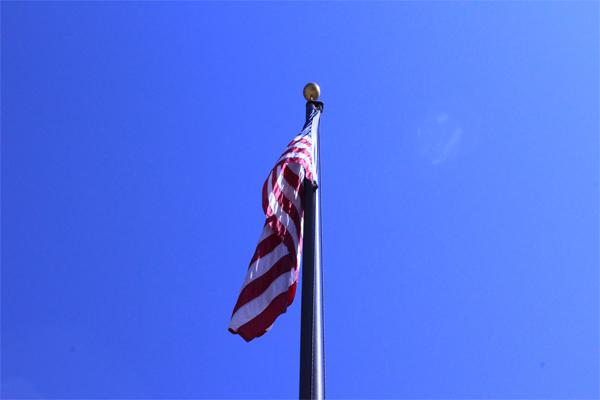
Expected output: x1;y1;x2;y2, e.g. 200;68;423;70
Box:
299;83;325;400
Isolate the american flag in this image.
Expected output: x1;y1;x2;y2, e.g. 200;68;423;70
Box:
229;102;322;342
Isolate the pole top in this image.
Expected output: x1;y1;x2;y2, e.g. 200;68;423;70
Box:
303;82;321;101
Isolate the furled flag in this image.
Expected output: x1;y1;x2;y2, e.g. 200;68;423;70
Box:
229;102;322;342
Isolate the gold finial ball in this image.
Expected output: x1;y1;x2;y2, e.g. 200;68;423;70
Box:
303;82;321;101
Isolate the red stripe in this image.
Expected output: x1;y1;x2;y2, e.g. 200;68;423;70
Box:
287;137;312;148
273;158;313;181
262;170;272;215
283;165;301;191
287;280;297;306
248;231;280;267
266;215;299;269
262;165;303;239
279;146;313;164
263;158;311;215
265;201;301;254
232;284;295;342
232;254;294;314
269;173;302;240
280;157;312;170
278;154;313;170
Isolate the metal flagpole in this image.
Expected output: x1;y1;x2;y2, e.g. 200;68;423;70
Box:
299;83;325;400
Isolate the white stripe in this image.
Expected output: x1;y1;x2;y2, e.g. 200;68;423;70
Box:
276;169;302;213
254;224;272;244
267;201;298;247
286;163;303;179
245;241;289;282
295;215;305;270
287;142;311;151
229;271;296;331
290;135;313;144
266;171;299;247
277;152;312;165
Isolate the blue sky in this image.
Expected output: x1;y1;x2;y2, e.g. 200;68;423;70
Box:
2;2;598;399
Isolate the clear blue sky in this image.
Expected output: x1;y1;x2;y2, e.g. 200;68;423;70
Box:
2;2;598;399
